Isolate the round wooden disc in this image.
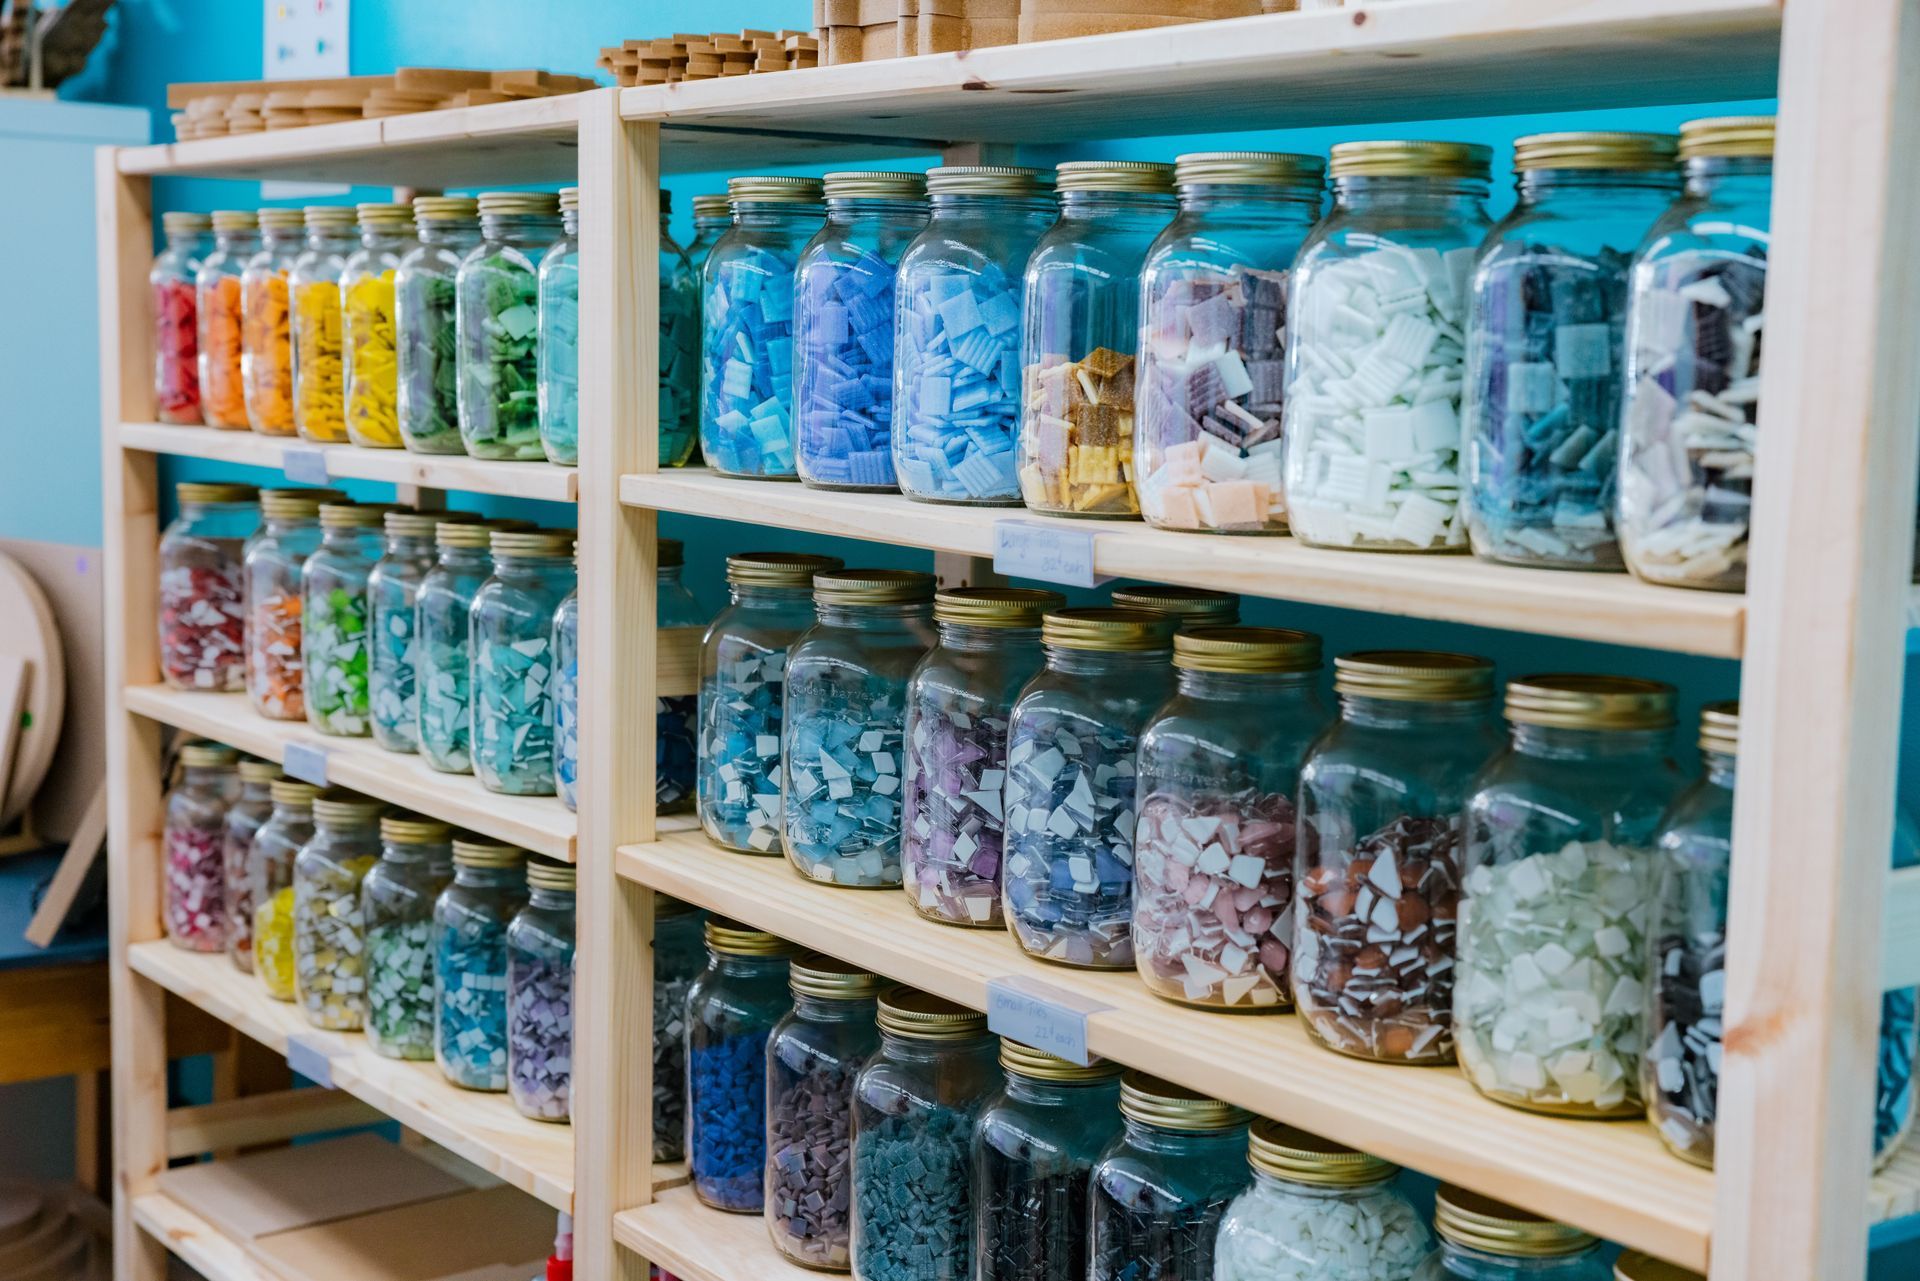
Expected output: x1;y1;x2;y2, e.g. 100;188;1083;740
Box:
0;1183;45;1247
0;554;65;826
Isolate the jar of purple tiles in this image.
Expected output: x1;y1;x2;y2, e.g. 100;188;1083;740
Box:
507;858;576;1123
794;171;929;492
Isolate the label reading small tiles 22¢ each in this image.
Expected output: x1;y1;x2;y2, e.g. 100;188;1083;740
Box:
986;974;1114;1065
993;521;1112;590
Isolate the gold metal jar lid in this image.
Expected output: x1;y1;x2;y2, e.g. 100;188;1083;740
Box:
558;186;580;214
355;201;414;226
1432;1185;1595;1258
726;176;825;204
312;790;385;826
414;195;480;222
320;502;393;529
257;207;307;229
1118;1071;1250;1132
876;986;988;1040
490;529;576;557
1504;674;1677;731
1678;115;1775;160
658;538;685;569
1055;160;1175;194
1329;140;1493;181
162;211;211;235
823;170;928;200
452;837;526;869
790;952;885;1001
1043;607;1176;653
1000;1039;1123;1083
924;166;1052;198
176;482;259;505
726;551;844;588
813;568;936;608
1174;150;1325;189
1699;700;1739;756
436;518;531;550
705;917;800;957
380;814;452;845
385;509;480;538
1614;1251;1703;1281
302;204;358;227
1174;626;1321;675
1512;131;1678;172
1334;651;1494;703
1247;1119;1396;1187
692;194;731;219
934;587;1064;628
178;741;238;768
237;758;282;783
269;778;322;805
476;191;561;217
260;487;345;519
210;209;259;231
1108;586;1239;627
526;857;577;891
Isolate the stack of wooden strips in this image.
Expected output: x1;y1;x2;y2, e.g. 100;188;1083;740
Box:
167;68;600;141
817;0;1275;63
598;30;819;86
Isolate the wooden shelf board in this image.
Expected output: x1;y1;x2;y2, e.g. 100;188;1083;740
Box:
133;1192;280;1281
121;423;578;504
613;1186;816;1281
1872;1135;1920;1226
130;941;575;1214
124;686;576;862
620;470;1746;657
623;0;1779;163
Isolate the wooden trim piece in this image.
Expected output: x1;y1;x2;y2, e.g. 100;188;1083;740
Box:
614;1187;818;1281
165;1089;385;1160
131;1193;276;1281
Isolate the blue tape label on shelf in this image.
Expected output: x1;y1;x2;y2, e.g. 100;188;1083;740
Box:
282;742;329;786
286;1033;339;1088
993;520;1111;589
986;974;1114;1065
282;447;330;485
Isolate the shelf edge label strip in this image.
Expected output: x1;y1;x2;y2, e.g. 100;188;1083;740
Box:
986;973;1114;1065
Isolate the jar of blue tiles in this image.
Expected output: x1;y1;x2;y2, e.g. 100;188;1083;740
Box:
433;838;529;1091
1088;1072;1251;1281
700;176;826;479
369;509;479;754
794;171;929;493
783;569;937;888
1411;1187;1607;1281
415;519;528;774
536;186;581;466
507;858;576;1123
698;552;846;855
851;989;1000;1281
1463;132;1680;571
687;919;799;1212
361;815;455;1060
653;895;706;1165
658;190;702;468
1002;607;1176;968
892;167;1056;505
470;529;576;796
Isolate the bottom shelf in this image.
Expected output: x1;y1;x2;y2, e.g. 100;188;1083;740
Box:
133;1193;274;1281
613;1186;816;1281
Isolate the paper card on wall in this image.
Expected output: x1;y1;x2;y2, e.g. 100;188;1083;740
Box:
992;520;1112;589
261;0;351;201
283;741;329;786
986;973;1113;1065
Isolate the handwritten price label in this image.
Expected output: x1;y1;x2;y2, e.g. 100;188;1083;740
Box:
282;742;330;787
993;520;1111;589
281;447;331;485
986;974;1114;1065
286;1033;341;1088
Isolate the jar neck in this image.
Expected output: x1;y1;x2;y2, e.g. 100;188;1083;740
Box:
239;779;273;803
481;214;562;243
1703;749;1737;787
1121;1117;1243;1153
1509;722;1670;762
264;515;318;536
418;221;480;246
711;950;791;979
1515;169;1680;200
930;193;1055;218
731;202;824;230
269;802;312;825
1005;1073;1105;1106
383;533;434;558
879;1030;993;1065
1057;189;1176;221
436;546;492;572
1175;668;1316;699
659;564;684;587
359;228;413;251
1044;645;1169;676
1250;1167;1393;1200
793;992;879;1022
816;601;932;628
304;229;355;253
185;500;258;522
454;864;524;889
826;196;927;225
164;230;203;253
1339;694;1490;731
321;527;378;553
693;215;730;240
730;583;813;607
1176;184;1322;214
1684;155;1773;196
565;211;581;237
182;765;228;789
315;819;379;843
528;885;575;911
214;231;260;254
1333;175;1489;211
937;622;1042;653
492;552;572;580
1439;1240;1600;1273
260;228;302;250
381;841;450;865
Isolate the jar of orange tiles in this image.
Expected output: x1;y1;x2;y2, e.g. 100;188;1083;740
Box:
291;205;357;443
196;210;258;429
241;208;304;436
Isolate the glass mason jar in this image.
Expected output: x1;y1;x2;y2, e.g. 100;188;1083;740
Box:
396;196;482;455
152;211;210;424
416;520;522;773
1456;676;1678;1117
700;176;826;479
197;210;259;429
660;193;703;469
1003;608;1177;968
434;839;531;1090
537;187;582;466
893;167;1055;505
783;569;937;887
222;758;280;973
793;172;929;492
1462;133;1681;571
1134;627;1325;1010
242;207;305;436
1281;142;1494;552
369;510;479;753
901;588;1062;928
1108;585;1240;631
508;858;577;1122
687;193;733;273
245;488;342;721
159;481;258;691
303;503;394;736
1613;1254;1702;1281
292;790;386;1030
654;895;707;1164
766;954;885;1268
251;778;320;1001
458;191;563;460
972;1040;1123;1281
1134;153;1324;534
1294;652;1500;1064
1616;117;1773;593
1411;1187;1607;1281
1089;1073;1251;1281
290;205;357;443
698;552;846;853
1015;161;1175;518
361;815;455;1060
1216;1120;1431;1281
851;990;1001;1281
341;201;416;449
687;920;800;1212
471;529;577;795
164;741;239;951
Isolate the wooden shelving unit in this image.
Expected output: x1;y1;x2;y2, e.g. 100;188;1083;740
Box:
97;3;1920;1280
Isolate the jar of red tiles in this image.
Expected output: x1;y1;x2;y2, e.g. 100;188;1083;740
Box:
164;740;240;951
158;482;259;692
1132;627;1325;1011
1293;651;1499;1064
152;211;210;423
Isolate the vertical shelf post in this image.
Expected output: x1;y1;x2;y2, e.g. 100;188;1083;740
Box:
1716;0;1920;1275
